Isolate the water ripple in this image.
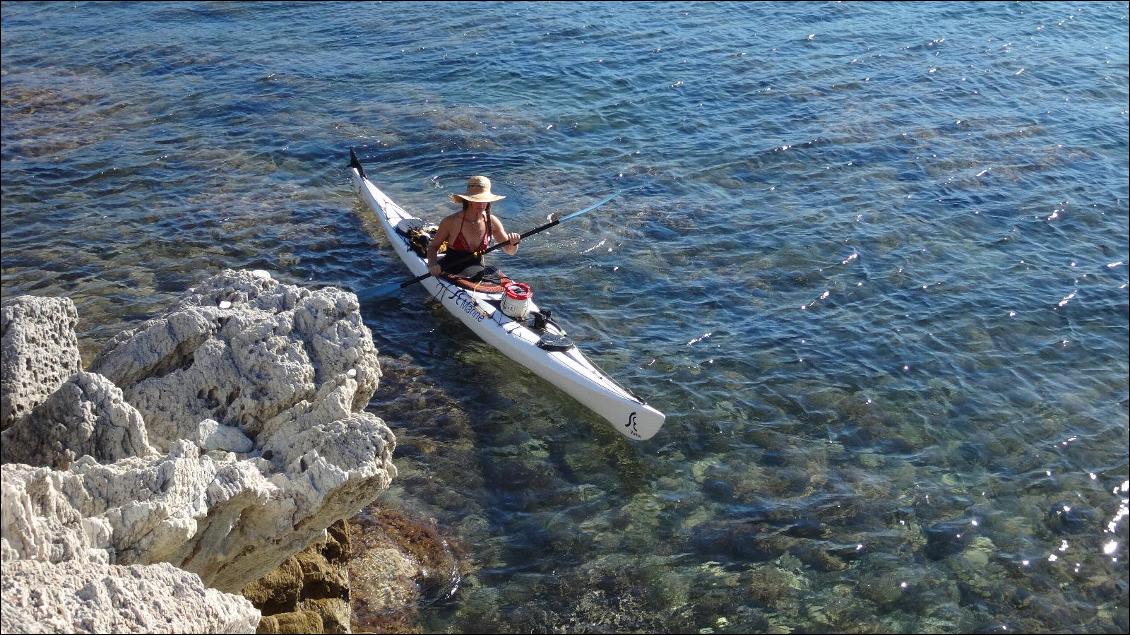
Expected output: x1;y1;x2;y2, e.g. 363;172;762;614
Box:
3;2;1127;633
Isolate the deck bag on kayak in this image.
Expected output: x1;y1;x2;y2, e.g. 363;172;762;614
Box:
537;333;574;352
405;224;441;258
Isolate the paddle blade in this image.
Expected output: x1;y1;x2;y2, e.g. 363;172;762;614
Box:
559;190;622;223
356;281;405;302
556;185;644;223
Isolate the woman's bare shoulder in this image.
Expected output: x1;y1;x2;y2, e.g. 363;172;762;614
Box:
436;211;461;229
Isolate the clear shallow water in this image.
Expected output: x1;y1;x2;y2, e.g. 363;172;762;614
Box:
3;2;1128;632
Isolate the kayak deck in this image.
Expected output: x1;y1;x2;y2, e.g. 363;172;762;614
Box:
350;165;664;441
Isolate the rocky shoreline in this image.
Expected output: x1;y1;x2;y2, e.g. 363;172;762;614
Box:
0;270;401;633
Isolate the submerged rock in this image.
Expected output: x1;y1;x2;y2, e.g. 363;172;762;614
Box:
923;520;974;561
1044;501;1098;535
702;478;736;502
349;507;463;633
783;519;827;539
349;547;421;632
689;520;784;563
745;563;807;604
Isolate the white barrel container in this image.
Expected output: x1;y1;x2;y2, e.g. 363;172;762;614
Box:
501;282;533;320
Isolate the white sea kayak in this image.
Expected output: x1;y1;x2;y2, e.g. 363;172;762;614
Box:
349;158;664;441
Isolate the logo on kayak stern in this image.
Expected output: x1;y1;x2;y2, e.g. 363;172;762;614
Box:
627;412;639;436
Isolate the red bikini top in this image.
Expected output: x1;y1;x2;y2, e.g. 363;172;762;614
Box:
451;210;492;252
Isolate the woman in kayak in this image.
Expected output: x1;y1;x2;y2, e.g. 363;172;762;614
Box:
427;175;521;278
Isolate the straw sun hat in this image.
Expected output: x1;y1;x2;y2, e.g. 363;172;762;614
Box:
450;175;506;204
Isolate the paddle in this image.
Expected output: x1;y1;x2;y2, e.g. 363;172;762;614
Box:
359;187;635;300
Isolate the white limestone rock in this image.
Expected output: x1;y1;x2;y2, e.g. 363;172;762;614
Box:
0;559;260;634
196;418;254;454
0;462;112;565
1;372;155;469
90;270;382;451
3;270;396;596
1;422;394;594
1;296;83;431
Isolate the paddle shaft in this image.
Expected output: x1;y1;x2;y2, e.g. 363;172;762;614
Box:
389;216;562;292
359;185;637;299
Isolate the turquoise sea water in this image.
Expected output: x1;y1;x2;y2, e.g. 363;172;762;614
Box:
3;2;1128;632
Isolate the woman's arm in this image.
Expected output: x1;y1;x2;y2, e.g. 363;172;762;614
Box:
492;215;521;255
427;216;454;275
